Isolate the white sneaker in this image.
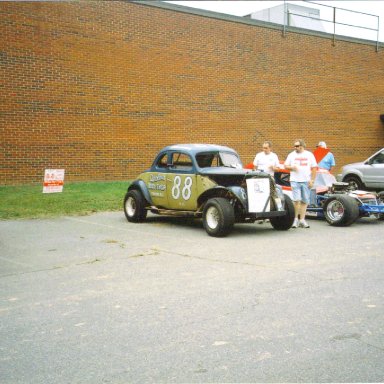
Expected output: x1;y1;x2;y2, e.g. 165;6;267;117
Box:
299;220;310;228
292;218;299;228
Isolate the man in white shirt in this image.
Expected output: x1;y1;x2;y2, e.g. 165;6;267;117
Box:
284;139;317;228
253;141;280;176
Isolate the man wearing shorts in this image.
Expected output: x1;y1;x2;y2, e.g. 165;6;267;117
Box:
284;139;317;228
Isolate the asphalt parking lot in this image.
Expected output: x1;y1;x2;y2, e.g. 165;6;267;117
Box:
1;212;384;383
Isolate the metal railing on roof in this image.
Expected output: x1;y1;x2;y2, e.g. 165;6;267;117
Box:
282;0;380;51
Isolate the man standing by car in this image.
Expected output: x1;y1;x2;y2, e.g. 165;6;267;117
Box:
285;139;318;228
313;141;336;172
253;141;280;176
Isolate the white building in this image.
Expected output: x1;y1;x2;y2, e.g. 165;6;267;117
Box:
246;4;326;32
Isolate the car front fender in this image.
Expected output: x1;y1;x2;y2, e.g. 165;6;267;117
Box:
341;166;365;183
197;186;248;211
227;186;248;210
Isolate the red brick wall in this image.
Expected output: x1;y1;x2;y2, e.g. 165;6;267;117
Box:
1;1;383;185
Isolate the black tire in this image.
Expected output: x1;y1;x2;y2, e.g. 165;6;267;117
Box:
323;195;359;226
270;195;295;230
202;198;235;237
343;175;364;190
124;190;147;223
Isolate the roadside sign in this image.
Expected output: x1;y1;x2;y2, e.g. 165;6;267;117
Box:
43;169;65;193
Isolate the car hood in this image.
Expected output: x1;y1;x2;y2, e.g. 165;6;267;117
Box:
199;168;268;177
343;161;364;169
198;168;270;188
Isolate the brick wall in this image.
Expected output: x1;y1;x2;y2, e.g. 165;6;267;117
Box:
1;1;383;185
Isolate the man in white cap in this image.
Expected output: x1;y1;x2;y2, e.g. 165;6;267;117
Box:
314;141;336;171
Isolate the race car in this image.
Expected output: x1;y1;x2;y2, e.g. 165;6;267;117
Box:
274;167;384;226
124;144;295;237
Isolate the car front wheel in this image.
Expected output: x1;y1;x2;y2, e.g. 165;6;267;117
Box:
343;175;364;190
203;198;235;237
270;195;295;230
124;190;147;223
323;195;359;226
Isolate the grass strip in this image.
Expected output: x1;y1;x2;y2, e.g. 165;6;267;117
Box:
0;181;129;220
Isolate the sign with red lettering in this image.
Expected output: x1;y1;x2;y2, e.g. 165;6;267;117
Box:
43;169;65;193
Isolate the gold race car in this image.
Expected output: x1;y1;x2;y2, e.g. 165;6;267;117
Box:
124;144;295;237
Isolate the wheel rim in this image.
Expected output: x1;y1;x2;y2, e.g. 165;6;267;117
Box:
347;179;359;190
126;196;136;217
326;200;345;221
206;206;219;229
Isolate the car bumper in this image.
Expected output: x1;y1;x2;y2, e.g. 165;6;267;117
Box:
360;204;384;214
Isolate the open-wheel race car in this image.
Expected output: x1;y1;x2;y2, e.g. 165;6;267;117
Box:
124;144;295;237
274;167;384;226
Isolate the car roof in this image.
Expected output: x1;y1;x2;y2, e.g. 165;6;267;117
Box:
161;144;237;155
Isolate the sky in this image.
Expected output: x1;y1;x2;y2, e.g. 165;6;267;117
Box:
166;1;384;43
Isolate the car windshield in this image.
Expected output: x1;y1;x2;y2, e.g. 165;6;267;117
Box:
370;150;384;164
220;152;242;168
196;151;242;169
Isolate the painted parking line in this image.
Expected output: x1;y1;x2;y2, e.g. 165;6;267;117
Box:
0;256;32;267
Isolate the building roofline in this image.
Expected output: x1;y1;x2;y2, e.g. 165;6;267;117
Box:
132;0;383;49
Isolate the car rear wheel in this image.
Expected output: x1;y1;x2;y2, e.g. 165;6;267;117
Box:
124;190;147;222
203;198;235;237
323;195;359;226
343;175;364;190
270;195;295;230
